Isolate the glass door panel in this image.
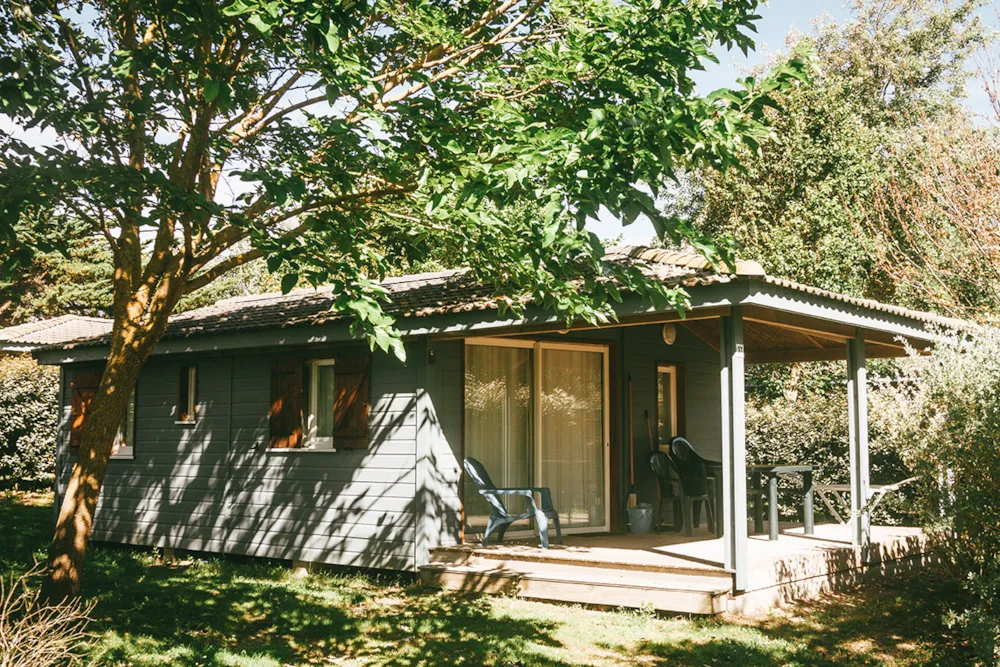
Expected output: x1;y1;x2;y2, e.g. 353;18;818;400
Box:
656;364;678;449
463;344;534;536
539;346;607;531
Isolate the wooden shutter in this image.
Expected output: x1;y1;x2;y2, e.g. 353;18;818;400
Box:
69;371;101;455
269;358;303;448
333;354;370;449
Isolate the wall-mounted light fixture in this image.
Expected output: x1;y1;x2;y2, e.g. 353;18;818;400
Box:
662;322;677;345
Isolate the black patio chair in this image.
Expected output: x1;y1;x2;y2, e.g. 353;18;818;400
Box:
463;457;563;549
669;437;717;537
648;450;683;532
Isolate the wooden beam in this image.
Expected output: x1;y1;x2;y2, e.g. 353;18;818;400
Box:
800;332;828;349
747;348;846;364
743;305;853;342
743;305;937;353
464;306;732;339
747;343;906;365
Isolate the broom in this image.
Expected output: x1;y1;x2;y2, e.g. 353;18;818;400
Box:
645;409;655;453
627;373;637;509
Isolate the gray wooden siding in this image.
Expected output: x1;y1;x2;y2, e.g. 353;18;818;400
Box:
57;358;230;553
415;339;464;565
57;344;420;572
54;325;718;572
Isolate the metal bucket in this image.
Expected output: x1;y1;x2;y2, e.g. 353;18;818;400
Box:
626;503;653;534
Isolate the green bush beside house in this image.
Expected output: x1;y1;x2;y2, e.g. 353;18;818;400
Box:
0;356;58;490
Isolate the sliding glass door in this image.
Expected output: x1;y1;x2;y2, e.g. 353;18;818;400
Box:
464;339;609;538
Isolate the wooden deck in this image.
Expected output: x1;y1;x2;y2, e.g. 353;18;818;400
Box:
419;523;933;615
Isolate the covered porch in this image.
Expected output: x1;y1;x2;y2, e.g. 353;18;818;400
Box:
419;249;956;613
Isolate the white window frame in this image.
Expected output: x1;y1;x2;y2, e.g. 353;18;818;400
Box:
305;358;338;450
175;365;197;425
111;391;136;460
656;363;679;450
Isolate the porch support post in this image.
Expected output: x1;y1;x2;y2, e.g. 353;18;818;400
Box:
720;306;748;592
847;329;872;559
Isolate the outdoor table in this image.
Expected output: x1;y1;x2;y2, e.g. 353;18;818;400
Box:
748;464;815;541
703;462;815;541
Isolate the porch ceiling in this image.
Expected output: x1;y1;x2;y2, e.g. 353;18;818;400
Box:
681;305;914;364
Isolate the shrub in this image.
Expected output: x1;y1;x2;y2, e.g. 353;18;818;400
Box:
746;364;916;525
0;357;59;490
880;328;1000;664
0;566;93;667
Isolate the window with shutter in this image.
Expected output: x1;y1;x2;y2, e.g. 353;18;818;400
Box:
302;352;371;450
69;371;136;458
269;358;303;448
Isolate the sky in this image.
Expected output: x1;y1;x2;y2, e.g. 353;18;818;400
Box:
589;0;1000;246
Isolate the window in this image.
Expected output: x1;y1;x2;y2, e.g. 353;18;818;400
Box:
656;363;681;449
112;391;136;459
306;359;338;449
177;365;197;424
269;354;370;450
69;371;135;459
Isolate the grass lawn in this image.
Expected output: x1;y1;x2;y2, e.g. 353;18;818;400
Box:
1;491;972;667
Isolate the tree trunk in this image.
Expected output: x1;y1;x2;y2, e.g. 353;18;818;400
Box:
41;314;167;601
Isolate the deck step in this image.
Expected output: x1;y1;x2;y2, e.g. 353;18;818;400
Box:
419;560;731;615
429;544;734;581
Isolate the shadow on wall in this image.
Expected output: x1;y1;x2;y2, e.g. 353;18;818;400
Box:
72;347;461;575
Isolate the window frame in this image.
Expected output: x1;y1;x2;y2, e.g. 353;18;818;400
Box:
305;357;338;450
176;365;197;425
110;390;137;460
655;362;680;450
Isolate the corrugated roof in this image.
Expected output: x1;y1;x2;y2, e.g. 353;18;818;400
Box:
758;275;970;331
27;246;968;351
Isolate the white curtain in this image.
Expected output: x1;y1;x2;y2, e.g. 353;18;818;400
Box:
540;348;605;530
463;345;533;534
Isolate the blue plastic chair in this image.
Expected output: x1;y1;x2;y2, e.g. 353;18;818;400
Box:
463;457;563;549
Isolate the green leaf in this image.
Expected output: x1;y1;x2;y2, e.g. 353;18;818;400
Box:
281;273;299;294
324;24;340;53
248;13;272;35
203;80;220;103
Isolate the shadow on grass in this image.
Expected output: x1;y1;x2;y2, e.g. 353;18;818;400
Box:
632;574;970;667
0;491;52;574
0;492;972;667
82;546;570;667
3;494;570;666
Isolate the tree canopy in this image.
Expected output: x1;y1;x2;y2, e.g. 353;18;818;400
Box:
2;0;810;356
0;0;811;598
671;0;987;305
